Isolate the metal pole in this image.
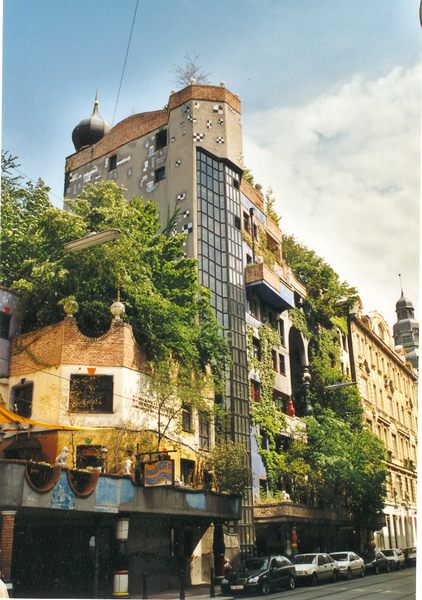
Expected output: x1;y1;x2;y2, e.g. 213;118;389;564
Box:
249;207;255;262
93;519;101;599
210;568;215;598
179;568;185;600
142;572;148;600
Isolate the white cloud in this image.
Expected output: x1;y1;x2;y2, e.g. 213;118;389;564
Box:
243;64;420;327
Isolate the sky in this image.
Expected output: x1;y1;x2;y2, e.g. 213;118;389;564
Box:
2;0;421;327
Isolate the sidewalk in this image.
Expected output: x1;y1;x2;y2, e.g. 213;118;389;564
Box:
132;583;221;600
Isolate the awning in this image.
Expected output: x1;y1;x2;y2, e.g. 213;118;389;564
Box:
0;405;111;431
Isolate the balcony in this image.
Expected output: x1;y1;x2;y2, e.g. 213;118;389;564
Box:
254;501;342;524
245;262;295;311
0;460;241;522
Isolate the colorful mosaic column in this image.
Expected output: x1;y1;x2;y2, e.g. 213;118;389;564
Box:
0;511;17;595
112;517;129;598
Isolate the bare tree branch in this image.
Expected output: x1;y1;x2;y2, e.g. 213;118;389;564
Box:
173;53;210;87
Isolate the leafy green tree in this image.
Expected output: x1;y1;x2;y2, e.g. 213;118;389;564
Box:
281;234;386;543
209;440;252;496
1;157;227;376
241;167;255;186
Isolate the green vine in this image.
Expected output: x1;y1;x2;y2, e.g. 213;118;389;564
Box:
247;323;287;491
242;225;278;268
288;307;311;339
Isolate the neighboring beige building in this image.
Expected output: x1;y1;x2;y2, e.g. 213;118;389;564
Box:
349;306;418;550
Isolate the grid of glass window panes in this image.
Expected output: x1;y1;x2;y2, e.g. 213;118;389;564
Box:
196;151;229;328
196;149;254;555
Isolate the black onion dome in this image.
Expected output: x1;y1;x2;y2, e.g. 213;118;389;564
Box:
72;94;111;151
396;292;414;310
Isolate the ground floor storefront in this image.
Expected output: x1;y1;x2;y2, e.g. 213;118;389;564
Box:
0;460;241;598
254;502;353;558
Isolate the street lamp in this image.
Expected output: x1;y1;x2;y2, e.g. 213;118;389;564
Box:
324;381;357;391
100;446;108;473
64;228;121;252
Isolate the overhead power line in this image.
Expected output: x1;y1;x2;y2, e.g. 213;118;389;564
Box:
112;0;140;126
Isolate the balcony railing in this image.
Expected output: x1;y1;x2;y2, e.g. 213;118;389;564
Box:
245;262;295;311
253;501;343;524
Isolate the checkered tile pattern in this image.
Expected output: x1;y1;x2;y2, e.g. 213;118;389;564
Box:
206;120;212;129
217;118;224;125
193;133;205;141
175;160;181;167
213;104;224;114
182;104;191;113
194;101;201;109
177;192;186;201
180;121;185;128
187;114;197;123
182;222;193;234
183;209;190;218
216;136;225;144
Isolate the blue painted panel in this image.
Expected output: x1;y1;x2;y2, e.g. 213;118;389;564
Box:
240;193;267;225
186;492;206;511
120;478;136;504
51;472;76;510
279;282;295;308
95;477;119;513
250;428;266;497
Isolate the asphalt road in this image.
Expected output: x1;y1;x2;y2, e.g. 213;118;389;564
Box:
218;568;416;600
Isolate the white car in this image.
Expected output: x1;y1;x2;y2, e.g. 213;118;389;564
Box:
382;548;405;570
293;553;339;585
329;551;365;579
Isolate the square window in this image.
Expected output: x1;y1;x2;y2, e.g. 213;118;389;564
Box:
155;128;167;150
108;154;117;171
11;381;33;418
154;167;166;182
0;312;12;339
199;411;210;450
69;375;113;413
251;380;260;402
180;458;195;485
182;403;193;432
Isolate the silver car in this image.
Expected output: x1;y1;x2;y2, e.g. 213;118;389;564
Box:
293;553;339;585
382;548;405;570
329;551;365;579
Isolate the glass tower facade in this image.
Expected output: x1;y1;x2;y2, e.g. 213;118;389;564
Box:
196;149;254;554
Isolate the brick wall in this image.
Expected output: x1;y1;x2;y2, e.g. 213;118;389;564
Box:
240;180;265;212
66;85;241;172
10;318;148;377
66;109;168;171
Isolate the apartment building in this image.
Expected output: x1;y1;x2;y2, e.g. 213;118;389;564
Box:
348;305;418;549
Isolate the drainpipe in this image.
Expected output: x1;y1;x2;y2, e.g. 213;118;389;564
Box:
249;208;255;263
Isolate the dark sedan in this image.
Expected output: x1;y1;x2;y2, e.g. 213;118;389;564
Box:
221;555;296;595
362;550;391;575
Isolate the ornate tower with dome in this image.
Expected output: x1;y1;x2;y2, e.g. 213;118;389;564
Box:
393;286;419;370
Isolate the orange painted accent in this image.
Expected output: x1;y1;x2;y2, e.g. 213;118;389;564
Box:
87;367;96;375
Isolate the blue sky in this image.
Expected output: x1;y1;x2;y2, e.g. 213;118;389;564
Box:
2;0;421;326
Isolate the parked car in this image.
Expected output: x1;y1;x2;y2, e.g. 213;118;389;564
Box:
362;550;391;575
293;553;339;586
221;555;296;595
403;547;417;567
382;548;405;570
329;551;365;579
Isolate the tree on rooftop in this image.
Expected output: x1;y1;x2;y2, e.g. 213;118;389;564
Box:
173;53;210;87
0;156;227;378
